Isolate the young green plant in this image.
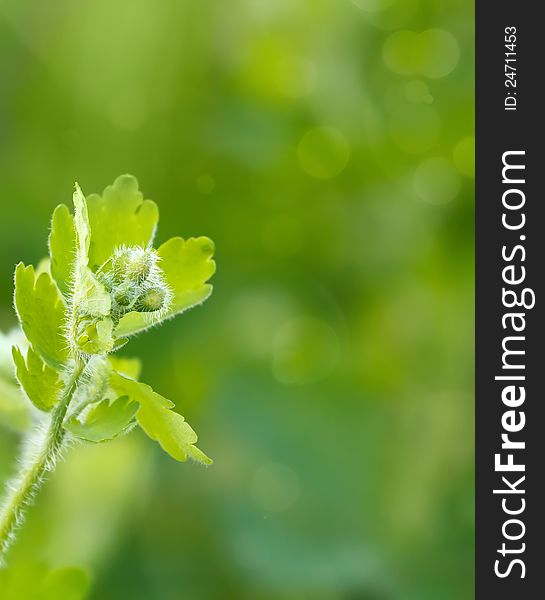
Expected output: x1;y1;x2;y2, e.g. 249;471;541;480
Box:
0;175;216;564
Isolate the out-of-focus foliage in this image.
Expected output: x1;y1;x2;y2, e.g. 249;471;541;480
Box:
0;330;31;432
0;563;90;599
0;0;473;598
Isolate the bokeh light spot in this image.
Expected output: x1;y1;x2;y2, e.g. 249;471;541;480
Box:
383;30;416;75
383;29;460;78
414;157;462;204
405;79;433;104
297;127;350;179
227;290;295;360
272;317;340;384
357;0;418;31
250;462;301;512
453;137;475;178
418;29;460;78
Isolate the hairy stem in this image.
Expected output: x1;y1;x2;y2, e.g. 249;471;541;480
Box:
0;358;84;565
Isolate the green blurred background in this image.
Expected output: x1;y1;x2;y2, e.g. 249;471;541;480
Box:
0;0;474;598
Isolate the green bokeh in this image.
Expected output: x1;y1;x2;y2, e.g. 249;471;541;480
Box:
0;0;473;598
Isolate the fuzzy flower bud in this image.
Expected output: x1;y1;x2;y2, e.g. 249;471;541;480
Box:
135;286;168;312
111;246;155;284
112;283;135;308
97;245;172;321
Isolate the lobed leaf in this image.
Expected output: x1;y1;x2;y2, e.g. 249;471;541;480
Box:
48;203;76;297
69;356;111;414
71;185;115;354
0;328;27;380
70;268;114;355
14;263;68;368
68;355;140;421
65;395;138;443
74;268;111;318
73;183;91;267
72;184;110;311
35;257;52;277
12;346;63;412
115;236;215;337
110;372;212;465
86;174;158;271
75;314;115;355
108;356;141;380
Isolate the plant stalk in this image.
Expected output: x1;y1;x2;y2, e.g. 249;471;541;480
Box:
0;358;84;565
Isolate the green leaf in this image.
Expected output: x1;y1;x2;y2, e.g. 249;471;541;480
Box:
73;183;91;267
74;268;111;318
68;356;110;415
65;395;138;443
35;257;52;277
159;235;216;313
70;266;114;355
12;346;63;412
115;236;215;337
72;182;110;315
68;356;140;421
70;185;114;354
14;263;68;368
0;328;26;380
108;356;141;379
74;314;114;355
86;174;159;271
110;372;212;465
49;203;76;297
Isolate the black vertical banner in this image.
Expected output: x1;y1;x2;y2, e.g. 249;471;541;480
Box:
476;2;543;597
